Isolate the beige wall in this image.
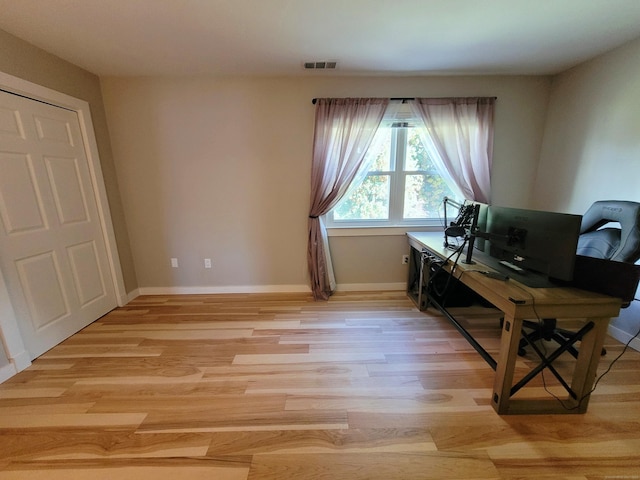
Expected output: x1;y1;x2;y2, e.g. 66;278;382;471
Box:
0;29;138;294
101;75;551;291
534;37;640;214
534;36;640;343
2;25;637;352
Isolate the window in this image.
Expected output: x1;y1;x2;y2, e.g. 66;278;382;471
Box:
326;120;461;227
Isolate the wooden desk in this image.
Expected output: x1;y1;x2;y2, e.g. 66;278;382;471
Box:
407;231;622;415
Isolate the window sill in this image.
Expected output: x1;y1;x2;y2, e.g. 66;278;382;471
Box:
327;225;443;237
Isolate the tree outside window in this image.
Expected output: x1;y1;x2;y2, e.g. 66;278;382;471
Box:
329;124;459;226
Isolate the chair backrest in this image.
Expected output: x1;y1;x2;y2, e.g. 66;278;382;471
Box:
577;200;640;263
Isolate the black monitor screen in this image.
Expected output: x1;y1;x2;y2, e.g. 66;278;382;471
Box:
485;206;582;282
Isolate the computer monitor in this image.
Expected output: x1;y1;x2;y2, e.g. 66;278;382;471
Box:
484;205;582;283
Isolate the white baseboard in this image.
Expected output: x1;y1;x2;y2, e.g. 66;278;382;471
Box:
138;284;312;296
12;350;32;372
126;289;140;304
135;283;406;296
335;282;406;292
608;323;640;352
0;363;16;384
0;349;32;384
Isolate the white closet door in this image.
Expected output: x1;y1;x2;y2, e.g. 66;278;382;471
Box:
0;90;116;359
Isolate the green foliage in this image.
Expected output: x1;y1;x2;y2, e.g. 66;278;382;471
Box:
333;127;458;222
334;175;389;220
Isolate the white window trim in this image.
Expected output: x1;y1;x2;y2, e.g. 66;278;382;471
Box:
326;224;444;237
326;123;459;229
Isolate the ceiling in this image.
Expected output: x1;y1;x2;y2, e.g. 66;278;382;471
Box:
1;0;640;77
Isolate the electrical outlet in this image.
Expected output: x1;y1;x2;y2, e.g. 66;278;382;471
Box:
204;258;212;269
171;258;179;268
402;254;409;265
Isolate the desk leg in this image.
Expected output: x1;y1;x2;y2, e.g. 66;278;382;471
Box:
492;314;522;414
569;317;610;413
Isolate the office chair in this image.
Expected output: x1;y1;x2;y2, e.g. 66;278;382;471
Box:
518;200;640;357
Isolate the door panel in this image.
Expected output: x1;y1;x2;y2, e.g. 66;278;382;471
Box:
34;113;75;145
15;250;70;331
0;152;48;234
0;104;24;137
46;156;90;225
0;90;116;358
67;240;107;306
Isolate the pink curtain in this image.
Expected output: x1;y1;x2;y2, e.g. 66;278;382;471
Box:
410;98;495;203
308;98;389;300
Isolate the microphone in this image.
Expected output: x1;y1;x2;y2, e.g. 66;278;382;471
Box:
444;226;467;237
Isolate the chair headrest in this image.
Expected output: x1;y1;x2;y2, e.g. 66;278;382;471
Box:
580;200;640;263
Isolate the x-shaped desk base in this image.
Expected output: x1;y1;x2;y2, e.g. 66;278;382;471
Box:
492;315;609;415
511;321;595;400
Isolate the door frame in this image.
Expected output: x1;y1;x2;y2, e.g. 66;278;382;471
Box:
0;70;127;379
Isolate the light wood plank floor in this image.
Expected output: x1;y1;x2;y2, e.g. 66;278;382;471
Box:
1;291;639;479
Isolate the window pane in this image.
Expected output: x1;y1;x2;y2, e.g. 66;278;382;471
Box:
366;127;392;171
405;128;436;171
333;174;390;220
403;174;458;219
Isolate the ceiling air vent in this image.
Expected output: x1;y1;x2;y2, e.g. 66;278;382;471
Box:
304;61;337;70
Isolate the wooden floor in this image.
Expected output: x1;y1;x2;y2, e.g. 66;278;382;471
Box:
1;291;639;479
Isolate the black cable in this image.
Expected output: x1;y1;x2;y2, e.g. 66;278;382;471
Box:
590;324;640;392
513;282;580;409
516;290;640;410
543;323;640;411
429;239;466;301
439;243;467;307
432;237;640;410
443;201;476;251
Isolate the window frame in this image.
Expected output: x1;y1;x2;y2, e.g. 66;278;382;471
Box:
325;123;459;229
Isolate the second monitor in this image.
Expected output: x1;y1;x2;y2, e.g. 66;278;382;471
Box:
469;204;582;287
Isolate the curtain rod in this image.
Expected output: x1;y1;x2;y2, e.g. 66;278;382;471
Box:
311;97;414;105
311;96;497;105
